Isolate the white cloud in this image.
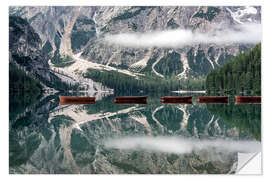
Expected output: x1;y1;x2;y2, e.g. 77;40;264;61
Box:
104;136;261;154
104;23;261;48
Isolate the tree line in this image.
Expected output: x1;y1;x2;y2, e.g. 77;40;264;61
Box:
206;44;261;95
9;63;43;95
84;69;205;93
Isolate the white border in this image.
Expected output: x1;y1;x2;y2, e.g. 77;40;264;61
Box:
1;0;269;180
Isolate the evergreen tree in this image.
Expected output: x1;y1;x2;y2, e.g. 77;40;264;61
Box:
206;44;261;95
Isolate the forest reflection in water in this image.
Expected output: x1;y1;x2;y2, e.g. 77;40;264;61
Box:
9;93;261;174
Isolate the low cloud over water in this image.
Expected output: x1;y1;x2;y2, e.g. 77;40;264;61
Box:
104;136;261;154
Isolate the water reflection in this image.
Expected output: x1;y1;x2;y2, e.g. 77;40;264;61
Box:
9;93;261;174
206;103;261;140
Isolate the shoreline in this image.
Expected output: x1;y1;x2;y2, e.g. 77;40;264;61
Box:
172;90;206;94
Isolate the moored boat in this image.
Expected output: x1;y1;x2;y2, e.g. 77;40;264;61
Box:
114;96;147;104
59;96;95;105
160;96;192;104
197;96;229;104
235;96;261;104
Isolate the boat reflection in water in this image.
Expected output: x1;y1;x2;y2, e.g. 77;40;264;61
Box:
160;96;193;104
114;96;147;104
197;96;229;104
59;96;95;105
235;96;261;104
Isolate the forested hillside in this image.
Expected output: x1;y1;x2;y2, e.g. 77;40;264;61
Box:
9;64;43;94
84;69;205;93
206;44;261;95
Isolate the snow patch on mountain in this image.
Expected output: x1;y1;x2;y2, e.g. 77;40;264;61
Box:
214;50;221;66
129;49;152;72
93;11;100;38
207;56;215;69
226;6;257;24
152;52;165;78
59;7;81;56
177;53;190;78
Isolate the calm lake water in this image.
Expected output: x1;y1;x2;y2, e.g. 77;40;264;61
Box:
9;93;261;174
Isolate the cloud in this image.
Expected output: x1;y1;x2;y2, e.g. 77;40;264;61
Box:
104;23;261;48
104;136;261;154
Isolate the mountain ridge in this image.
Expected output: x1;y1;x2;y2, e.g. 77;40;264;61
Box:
9;6;261;80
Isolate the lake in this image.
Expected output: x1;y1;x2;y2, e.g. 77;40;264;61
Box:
9;92;261;174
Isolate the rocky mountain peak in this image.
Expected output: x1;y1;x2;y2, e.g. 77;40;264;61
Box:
9;16;51;82
9;6;261;80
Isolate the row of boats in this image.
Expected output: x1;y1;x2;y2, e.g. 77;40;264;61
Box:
59;96;261;105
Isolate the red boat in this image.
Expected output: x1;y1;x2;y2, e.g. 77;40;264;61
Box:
197;96;229;104
235;96;261;104
160;96;192;104
59;96;95;105
114;96;147;104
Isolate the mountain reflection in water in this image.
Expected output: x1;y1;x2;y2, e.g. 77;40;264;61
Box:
9;93;261;174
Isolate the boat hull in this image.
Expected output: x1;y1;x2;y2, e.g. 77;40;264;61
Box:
197;96;229;104
114;96;147;104
235;96;261;104
59;96;95;105
160;96;192;104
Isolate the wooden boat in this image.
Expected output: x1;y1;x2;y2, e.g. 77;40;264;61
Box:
235;96;261;104
114;96;147;104
59;96;95;105
160;96;192;104
197;96;229;104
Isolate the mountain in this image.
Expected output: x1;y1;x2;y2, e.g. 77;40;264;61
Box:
9;16;51;83
9;15;113;95
9;6;261;82
9;16;76;92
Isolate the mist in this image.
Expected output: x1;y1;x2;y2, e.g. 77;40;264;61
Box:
104;23;261;48
104;136;261;154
